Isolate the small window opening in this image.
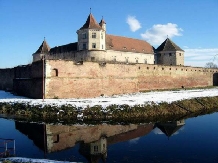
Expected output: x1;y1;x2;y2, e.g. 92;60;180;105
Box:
92;33;96;38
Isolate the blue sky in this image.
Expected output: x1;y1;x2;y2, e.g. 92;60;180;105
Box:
0;0;218;68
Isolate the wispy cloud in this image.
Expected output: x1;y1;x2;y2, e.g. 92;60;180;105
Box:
126;15;141;32
184;48;218;67
153;128;164;135
141;23;183;45
128;137;140;144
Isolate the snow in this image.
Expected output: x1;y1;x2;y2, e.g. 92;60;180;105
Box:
0;87;218;109
0;157;77;163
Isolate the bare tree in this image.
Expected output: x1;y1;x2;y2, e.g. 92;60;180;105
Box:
205;62;218;68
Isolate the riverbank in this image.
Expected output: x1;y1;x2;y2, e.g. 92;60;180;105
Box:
0;88;218;123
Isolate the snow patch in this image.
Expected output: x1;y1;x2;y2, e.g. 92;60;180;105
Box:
0;88;218;109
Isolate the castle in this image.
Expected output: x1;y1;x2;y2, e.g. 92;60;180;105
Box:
32;13;184;67
0;13;217;99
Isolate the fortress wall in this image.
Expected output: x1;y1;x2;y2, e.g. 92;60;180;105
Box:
13;78;42;98
14;65;32;78
45;60;218;98
1;60;217;99
0;68;14;91
13;61;43;98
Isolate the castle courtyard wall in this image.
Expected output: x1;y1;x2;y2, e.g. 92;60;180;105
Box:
44;60;218;99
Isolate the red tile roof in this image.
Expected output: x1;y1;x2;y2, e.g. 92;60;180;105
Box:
80;13;102;30
106;34;154;54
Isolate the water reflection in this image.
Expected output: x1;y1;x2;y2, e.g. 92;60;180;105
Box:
155;120;185;138
13;120;184;162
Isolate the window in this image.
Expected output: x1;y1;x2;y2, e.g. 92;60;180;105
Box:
102;44;104;49
136;60;138;63
179;53;182;56
92;43;96;48
169;53;172;56
94;146;98;152
126;58;128;63
82;33;86;39
91;57;95;61
83;43;86;50
101;33;103;39
144;59;147;64
92;33;96;38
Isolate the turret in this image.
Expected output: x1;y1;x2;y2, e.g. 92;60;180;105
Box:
32;38;50;62
99;17;106;31
155;38;184;66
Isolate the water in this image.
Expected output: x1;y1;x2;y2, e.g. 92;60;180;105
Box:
1;112;218;163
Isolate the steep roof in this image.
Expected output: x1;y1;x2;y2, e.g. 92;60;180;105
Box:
156;38;184;52
80;13;102;30
49;42;77;54
106;34;154;54
99;18;106;26
34;39;51;54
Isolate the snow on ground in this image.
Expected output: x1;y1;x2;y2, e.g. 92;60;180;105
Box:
0;87;218;108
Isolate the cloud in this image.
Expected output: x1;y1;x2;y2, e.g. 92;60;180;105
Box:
129;137;140;144
141;23;183;45
153;128;164;135
184;48;218;67
126;15;141;32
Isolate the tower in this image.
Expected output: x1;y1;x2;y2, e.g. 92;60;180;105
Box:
77;13;106;51
32;38;50;62
155;38;184;66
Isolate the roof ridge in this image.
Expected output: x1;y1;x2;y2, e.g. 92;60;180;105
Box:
106;34;147;42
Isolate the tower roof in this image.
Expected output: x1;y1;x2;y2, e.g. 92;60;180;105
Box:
34;39;51;54
156;38;184;52
80;13;102;30
99;18;106;26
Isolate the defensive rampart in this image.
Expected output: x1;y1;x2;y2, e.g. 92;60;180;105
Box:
0;60;218;98
44;60;218;98
0;68;14;91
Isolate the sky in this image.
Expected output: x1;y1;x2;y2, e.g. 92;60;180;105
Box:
0;0;218;68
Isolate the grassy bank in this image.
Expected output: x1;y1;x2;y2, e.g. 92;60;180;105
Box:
0;96;218;124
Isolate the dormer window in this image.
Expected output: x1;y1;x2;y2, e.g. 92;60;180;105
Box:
92;33;96;38
101;33;103;39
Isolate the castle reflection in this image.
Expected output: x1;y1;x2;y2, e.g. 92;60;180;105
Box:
15;120;185;162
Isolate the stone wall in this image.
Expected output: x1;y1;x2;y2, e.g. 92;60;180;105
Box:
1;60;218;99
45;60;218;98
0;68;14;91
13;61;43;98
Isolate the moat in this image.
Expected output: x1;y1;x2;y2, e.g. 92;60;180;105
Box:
1;111;218;163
